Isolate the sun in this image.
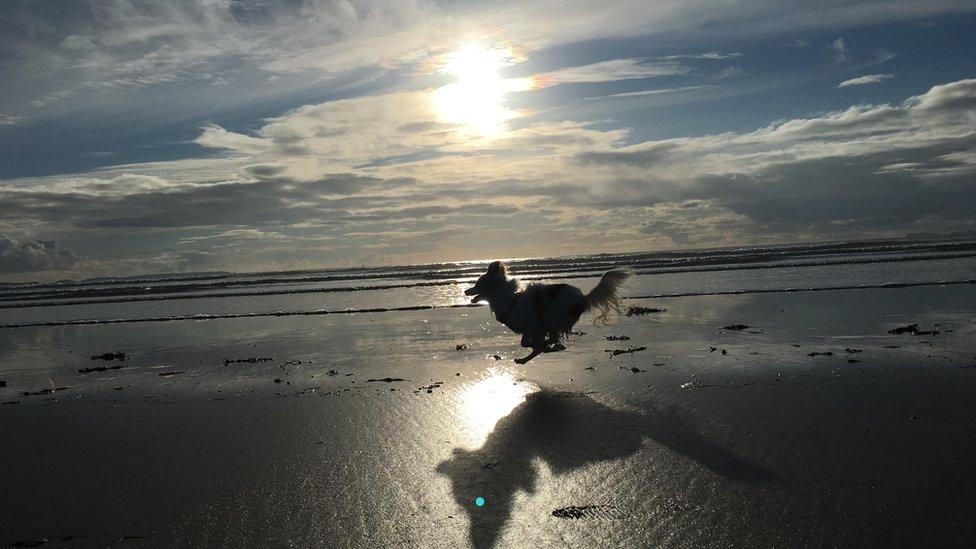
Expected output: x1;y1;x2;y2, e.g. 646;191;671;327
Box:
432;43;529;137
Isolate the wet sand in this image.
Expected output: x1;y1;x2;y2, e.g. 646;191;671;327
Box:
2;285;976;547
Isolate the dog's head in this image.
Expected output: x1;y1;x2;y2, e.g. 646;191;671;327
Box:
464;261;507;303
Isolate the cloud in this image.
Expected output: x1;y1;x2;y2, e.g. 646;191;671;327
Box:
661;51;743;60
828;37;849;61
0;114;24;126
4;41;976;280
838;73;894;87
591;85;713;100
567;78;976;233
533;59;689;87
0;234;78;274
4;0;970;124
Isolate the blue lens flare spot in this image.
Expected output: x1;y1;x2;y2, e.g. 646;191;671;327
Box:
475;496;485;507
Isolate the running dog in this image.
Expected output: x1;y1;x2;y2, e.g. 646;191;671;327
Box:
464;262;632;363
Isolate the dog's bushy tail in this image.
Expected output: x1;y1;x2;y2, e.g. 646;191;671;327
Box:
584;268;633;324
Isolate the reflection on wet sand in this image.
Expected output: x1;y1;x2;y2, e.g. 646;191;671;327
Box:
458;370;538;445
438;390;775;548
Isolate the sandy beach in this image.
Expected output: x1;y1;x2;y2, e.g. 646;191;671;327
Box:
2;284;975;547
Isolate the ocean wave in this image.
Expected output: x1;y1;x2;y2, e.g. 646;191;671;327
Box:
4;237;975;301
2;250;975;309
1;278;971;329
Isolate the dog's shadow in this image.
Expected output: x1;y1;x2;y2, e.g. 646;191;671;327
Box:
436;390;775;549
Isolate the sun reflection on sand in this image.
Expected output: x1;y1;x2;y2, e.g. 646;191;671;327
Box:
459;369;538;445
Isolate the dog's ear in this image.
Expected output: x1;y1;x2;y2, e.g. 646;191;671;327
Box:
487;261;507;276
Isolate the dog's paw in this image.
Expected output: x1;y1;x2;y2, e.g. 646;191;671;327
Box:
514;357;529;365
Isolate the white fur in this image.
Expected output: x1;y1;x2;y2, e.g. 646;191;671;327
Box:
586;268;633;324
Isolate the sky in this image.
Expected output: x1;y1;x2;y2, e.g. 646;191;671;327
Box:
1;0;975;282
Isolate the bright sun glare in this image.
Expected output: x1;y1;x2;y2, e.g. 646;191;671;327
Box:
433;43;529;137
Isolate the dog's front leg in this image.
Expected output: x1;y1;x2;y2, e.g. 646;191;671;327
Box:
514;348;543;364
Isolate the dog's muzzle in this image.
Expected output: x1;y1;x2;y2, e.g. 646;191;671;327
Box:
464;287;484;303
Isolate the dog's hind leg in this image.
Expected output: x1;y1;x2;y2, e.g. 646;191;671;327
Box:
544;330;565;352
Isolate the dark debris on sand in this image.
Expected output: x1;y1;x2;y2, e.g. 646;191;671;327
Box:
722;324;750;331
91;351;126;361
456;344;468;351
808;351;834;357
20;387;70;397
551;505;618;519
889;324;940;336
78;365;125;374
366;377;408;383
415;381;444;394
157;371;184;377
605;347;647;357
626;306;666;317
224;357;273;365
9;537;75;547
605;335;630;341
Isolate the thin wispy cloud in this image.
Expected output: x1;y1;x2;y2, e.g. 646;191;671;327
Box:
533;59;689;86
838;73;894;87
828;37;850;61
661;51;743;60
587;85;714;100
0;114;24;126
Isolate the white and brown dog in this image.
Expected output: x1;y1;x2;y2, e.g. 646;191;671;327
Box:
464;262;632;363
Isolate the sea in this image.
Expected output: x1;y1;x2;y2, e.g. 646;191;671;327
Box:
1;237;975;329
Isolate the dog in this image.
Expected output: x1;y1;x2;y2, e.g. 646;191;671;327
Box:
464;262;632;363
